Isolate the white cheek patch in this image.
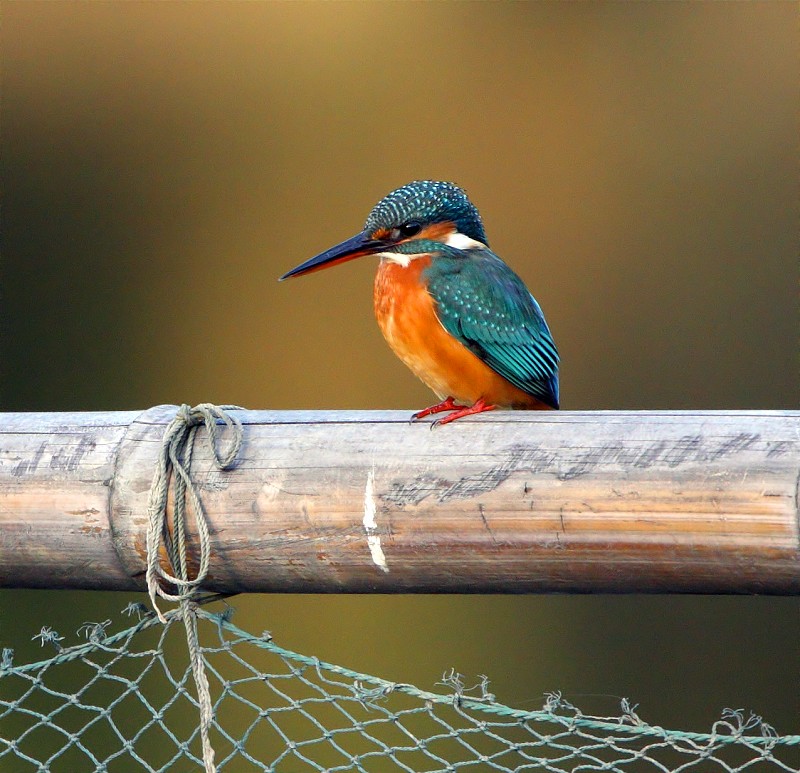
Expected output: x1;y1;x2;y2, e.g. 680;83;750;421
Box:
444;232;487;251
376;252;429;267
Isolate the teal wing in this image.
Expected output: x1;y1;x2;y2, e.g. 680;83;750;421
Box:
425;251;560;408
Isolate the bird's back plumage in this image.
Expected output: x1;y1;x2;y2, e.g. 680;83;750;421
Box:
425;247;560;409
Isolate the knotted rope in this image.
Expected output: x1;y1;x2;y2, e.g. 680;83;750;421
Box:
144;403;243;773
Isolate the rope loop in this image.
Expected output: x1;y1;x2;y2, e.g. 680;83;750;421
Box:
144;403;243;773
145;403;243;622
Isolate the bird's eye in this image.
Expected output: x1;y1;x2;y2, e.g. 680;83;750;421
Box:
391;221;422;240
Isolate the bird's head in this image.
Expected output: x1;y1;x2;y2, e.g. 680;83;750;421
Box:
279;180;487;280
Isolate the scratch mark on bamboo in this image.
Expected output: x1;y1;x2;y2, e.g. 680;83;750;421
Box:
50;436;96;472
363;468;389;573
383;434;778;507
478;504;498;545
13;442;46;477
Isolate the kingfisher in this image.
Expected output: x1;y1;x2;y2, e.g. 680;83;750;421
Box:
280;181;559;425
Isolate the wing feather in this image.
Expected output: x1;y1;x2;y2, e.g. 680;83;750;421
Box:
426;252;560;408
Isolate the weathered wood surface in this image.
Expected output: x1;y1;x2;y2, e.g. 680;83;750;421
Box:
0;407;798;593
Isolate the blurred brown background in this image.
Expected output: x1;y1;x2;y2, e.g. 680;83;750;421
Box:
1;0;797;739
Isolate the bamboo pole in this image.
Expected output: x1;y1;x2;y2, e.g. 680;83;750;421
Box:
0;407;798;593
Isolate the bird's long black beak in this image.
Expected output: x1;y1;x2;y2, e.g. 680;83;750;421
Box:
279;232;386;281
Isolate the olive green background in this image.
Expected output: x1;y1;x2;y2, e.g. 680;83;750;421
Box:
2;0;797;738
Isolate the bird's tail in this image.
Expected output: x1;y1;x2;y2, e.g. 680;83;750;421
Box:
542;371;560;410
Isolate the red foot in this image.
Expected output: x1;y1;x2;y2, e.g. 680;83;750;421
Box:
433;397;496;427
411;396;459;421
412;396;497;427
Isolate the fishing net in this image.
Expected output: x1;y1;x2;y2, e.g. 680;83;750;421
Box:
1;604;797;772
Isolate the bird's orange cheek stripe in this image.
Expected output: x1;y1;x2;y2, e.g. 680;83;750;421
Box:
416;221;455;243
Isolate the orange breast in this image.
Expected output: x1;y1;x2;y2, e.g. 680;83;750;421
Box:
373;257;546;409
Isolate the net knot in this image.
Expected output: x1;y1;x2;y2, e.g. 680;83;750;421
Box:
32;626;64;650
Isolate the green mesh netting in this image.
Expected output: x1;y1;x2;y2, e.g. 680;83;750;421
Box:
0;605;797;772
